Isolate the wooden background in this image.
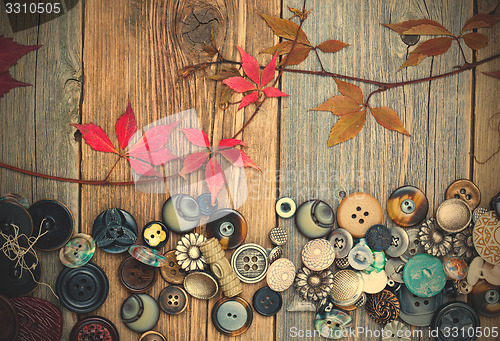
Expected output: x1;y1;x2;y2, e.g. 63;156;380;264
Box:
0;0;499;340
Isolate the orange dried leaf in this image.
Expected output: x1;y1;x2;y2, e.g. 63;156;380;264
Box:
279;45;312;66
260;13;311;46
317;40;349;53
482;70;500;79
328;110;366;146
461;14;500;33
412;37;453;56
462;32;489;50
398;53;427;71
333;78;364;104
310;95;361;116
383;19;452;36
261;41;311;56
370;106;410;136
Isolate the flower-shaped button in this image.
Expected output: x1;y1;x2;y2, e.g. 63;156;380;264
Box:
294;267;333;301
175;233;207;271
301;238;335;271
142;221;169;249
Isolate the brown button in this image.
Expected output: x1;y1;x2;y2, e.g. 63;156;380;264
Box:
337;192;383;238
119;256;157;293
387;185;429;227
139;331;167;341
445;179;481;210
158;285;188;315
160;250;187;285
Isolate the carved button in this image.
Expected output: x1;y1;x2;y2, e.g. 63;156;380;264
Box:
330;269;364;306
158;285;188;315
0;248;41;298
431;302;480;341
121;293;160;333
473;210;500;265
387;186;429;227
92;208;138;254
139;331;167;341
69;316;118;341
403;254;446;298
295;200;335;238
231;244;269;284
294;267;334;302
197;193;218;216
366;224;392;251
0;295;18;341
419;218;453;257
385;258;405;283
473;207;489;224
446;179;481;210
59;233;96;268
400;229;425;262
337;192;383;238
206;209;247;250
212;296;253;336
13;297;63;341
453;226;477;261
142;221;169;248
328;228;353;258
442;256;468;280
160;250;187;285
119;256;157;293
252;286;282;316
129;245;166;268
470;280;500;317
301;238;335;271
398;284;443;327
314;305;352;339
268;245;282;264
266;258;295;292
361;270;388;294
276;197;297;219
268;226;288;246
366;290;400;324
0;201;33;242
348;238;373;270
335;256;350;269
435;199;472;233
385;226;409;258
162;194;201;234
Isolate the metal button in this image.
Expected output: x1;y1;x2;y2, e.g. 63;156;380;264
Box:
183;271;219;300
470;280;500;317
453;226;477;261
252;286;283;316
231;244;269;284
59;233;96;268
276;197;297;219
139;331;167;341
69;316;118;341
266;258;295;292
400;229;425;262
473;210;500;265
337;192;383;238
121;293;160;333
431;302;480;341
445;179;481;210
142;221;169;249
175;232;207;271
348;238;373;270
366;224;392;251
361;270;388;294
160;250;187;285
472;207;489;224
119;256;157;293
92;208;138;254
387;186;429;227
294;267;334;302
162;194;201;234
419;218;453;257
330;269;364;306
268;226;288;246
366;290;400;324
334;256;350;269
382;321;411;341
206;209;247;250
328;228;353;258
197;193;218;215
212;296;253;336
398;284;443;327
129;245;167;268
435;199;472;233
314;303;352;339
403;254;447;297
385;258;405;283
295;200;335;238
268;246;283;264
301;238;335;271
385;226;409;258
158;285;188;315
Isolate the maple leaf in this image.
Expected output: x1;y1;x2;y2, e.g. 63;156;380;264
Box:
115;101;138;150
0;71;30;98
222;46;289;110
383;19;453;36
71;123;118;154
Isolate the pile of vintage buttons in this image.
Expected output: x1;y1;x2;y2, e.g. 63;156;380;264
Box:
0;180;499;341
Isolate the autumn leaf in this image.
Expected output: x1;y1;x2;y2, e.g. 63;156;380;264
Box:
462;32;489;50
71;123;118;154
219;148;261;171
328;110;367;146
115;101;138;150
279;45;312;66
128;157;163;178
370;107;410;136
219;86;234;110
0;36;41;73
179;152;209;177
334;78;363;104
461;14;500;33
260;13;311;46
317;40;349;53
202;44;218;57
208;67;240;81
205;158;225;205
128;123;180;167
0;71;30;98
182;128;211;148
398;53;427;71
310;95;361;116
223;77;256;92
482;70;500;79
399;37;453;70
288;6;311;21
383;19;452;36
217;138;247;148
236;45;260;85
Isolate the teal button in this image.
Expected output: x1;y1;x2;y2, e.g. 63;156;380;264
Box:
403;253;446;297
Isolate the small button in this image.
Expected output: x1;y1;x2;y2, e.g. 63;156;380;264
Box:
206;209;247;250
266;258;295;292
435;199;472;233
334;256;350;269
0;295;18;341
491;192;500;217
92;208;138;254
387;186;429;227
483;262;500;286
295;200;335;238
400;229;425;262
139;331;167;341
268;226;288;246
473;210;500;265
366;224;392;251
452;226;476;261
365;251;386;274
314;304;352;339
69;316;118;341
470;280;500;317
337;192;383;238
301;238;335;271
398;284;443;327
276;197;297;219
162;194;201;234
330;269;364;306
175;232;207;271
328;228;354;258
442;256;468;280
197;193;218;215
385;258;405;283
121;293;160;333
419;218;454;257
431;302;480;341
160;250;187;285
348;238;373;270
119;256;157;293
252;286;283;316
382;321;411;341
403;254;446;297
129;245;167;268
444;280;459;298
361;270;388;294
472;207;489;224
385;226;409;258
445;179;481;210
183;271;219;300
59;233;96;268
366;290;400;324
268;246;283;264
294;267;334;302
158;285;188;315
385;279;402;293
212;296;253;336
142;221;169;249
231;244;269;284
457;279;474;295
0;248;41;298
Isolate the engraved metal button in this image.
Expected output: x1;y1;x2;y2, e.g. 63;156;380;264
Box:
328;228;353;258
301;238;335;271
387;186;428;227
419;218;453;257
231;244;269;284
294;267;334;301
268;226;288;246
334;256;350;269
212;296;253;336
183;271;218;300
330;269;364;306
445;179;481;210
473;210;500;265
266;258;295;292
435;199;472;233
473;207;489;224
276;197;296;219
337;192;383;238
366;290;400;324
268;246;283;264
385;226;409;258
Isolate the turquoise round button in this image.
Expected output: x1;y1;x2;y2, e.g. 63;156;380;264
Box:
403;253;446;297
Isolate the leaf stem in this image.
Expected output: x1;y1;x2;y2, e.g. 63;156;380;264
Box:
313;47;326;72
104;156;121;181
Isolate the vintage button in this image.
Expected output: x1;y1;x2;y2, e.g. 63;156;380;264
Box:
286;292;317;312
442;256;468;280
0;201;33;241
472;207;489;224
175;232;207;271
11;297;63;341
403;254;446;297
365;251;386;273
121;293;160;333
446;179;481;210
337;192;383;238
206;209;247;250
276;197;297;219
252;286;283;316
56;262;108;313
491;192;500;217
419;218;453;257
366;224;392;251
453;226;477;261
436;199;472;233
162;194;201;234
301;238;335;271
398;284;444;326
366;290;400;324
0;295;18;341
295;200;335;238
0;248;41;298
334;256;350;269
470;280;500;316
59;233;95;268
385;226;409;258
330;269;364;306
268;246;283;264
400;228;425;262
294;267;333;301
387;185;429;227
444;280;459;298
0;193;29;208
385;258;405;283
139;331;167;341
183;271;219;299
385;279;402;293
69;316;119;341
362;270;388;294
160;250;187;285
431;301;480;341
197;193;218;215
473;210;500;265
457;279;474;294
382;320;412;341
314;304;352;339
328;228;353;258
266;257;295;292
29;199;74;251
119;256;157;293
348;238;373;270
158;285;188;315
129;244;166;267
483;262;500;285
142;221;169;248
268;226;288;246
231;243;269;284
212;296;253;336
92;208;138;254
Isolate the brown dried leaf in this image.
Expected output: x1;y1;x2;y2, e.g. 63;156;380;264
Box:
310;95;361;116
279;45;312;66
412;37;454;55
287;6;311;20
383;19;452;36
334;78;364;104
398;53;427;71
461;14;500;33
208;68;241;81
482;70;500;79
261;41;310;56
462;32;489;50
328;110;366;146
370;106;410;136
202;44;218;57
317;40;349;53
260;13;311;46
219;86;234;110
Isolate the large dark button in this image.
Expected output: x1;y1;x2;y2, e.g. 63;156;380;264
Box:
11;297;63;341
446;179;481;210
206;209;247;250
69;316;119;341
470;280;500;317
295;200;335;238
366;224;391;251
0;249;41;298
387;186;429;227
121;293;160;333
158;285;188;315
142;221;169;249
212;296;253;336
252;286;282;316
119;256;157;293
160;250;187;285
403;254;446;298
0;295;18;341
56;262;109;313
0;193;29;208
398;284;443;327
431;301;480;341
162;194;201;234
28;199;74;251
139;331;167;341
92;208;138;254
337;192;383;238
366;290;400;324
0;201;33;242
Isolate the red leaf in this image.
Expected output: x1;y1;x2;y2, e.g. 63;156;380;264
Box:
235;45;260;85
71;123;118;154
279;45;312;66
127;156;163;177
383;19;452;36
482;70;500;79
219;148;261;171
462;32;489;50
129;123;180;165
115;101;138;150
370;106;411;136
205;158;225;205
0;71;30;97
262;87;289;98
398;53;427;71
412;37;453;56
222;77;256;93
317;40;349;53
310;96;361;116
181;128;211;148
239;150;261;171
179;151;209;177
217;138;247;148
461;14;500;33
261;53;277;86
328;110;366;146
0;36;41;73
334;78;364;104
259;13;311;46
239;91;259;110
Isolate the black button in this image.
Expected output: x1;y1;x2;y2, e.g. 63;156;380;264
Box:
365;224;392;251
432;301;480;341
212;296;253;336
69;316;119;341
0;249;41;298
0;295;18;341
56;262;109;313
158;285;188;315
92;208;138;254
206;209;247;250
252;286;282;316
398;284;443;327
0;201;33;242
142;221;169;249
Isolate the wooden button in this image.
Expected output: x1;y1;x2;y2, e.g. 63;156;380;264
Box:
160;250;187;285
158;285;188;315
337;192;383;238
445;179;481;210
473;210;500;265
301;238;335;271
69;316;118;341
266;258;295;292
119;256;157;293
435;199;471;233
139;331;167;341
366;290;400;324
11;297;63;341
387;186;429;227
206;209;247;250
